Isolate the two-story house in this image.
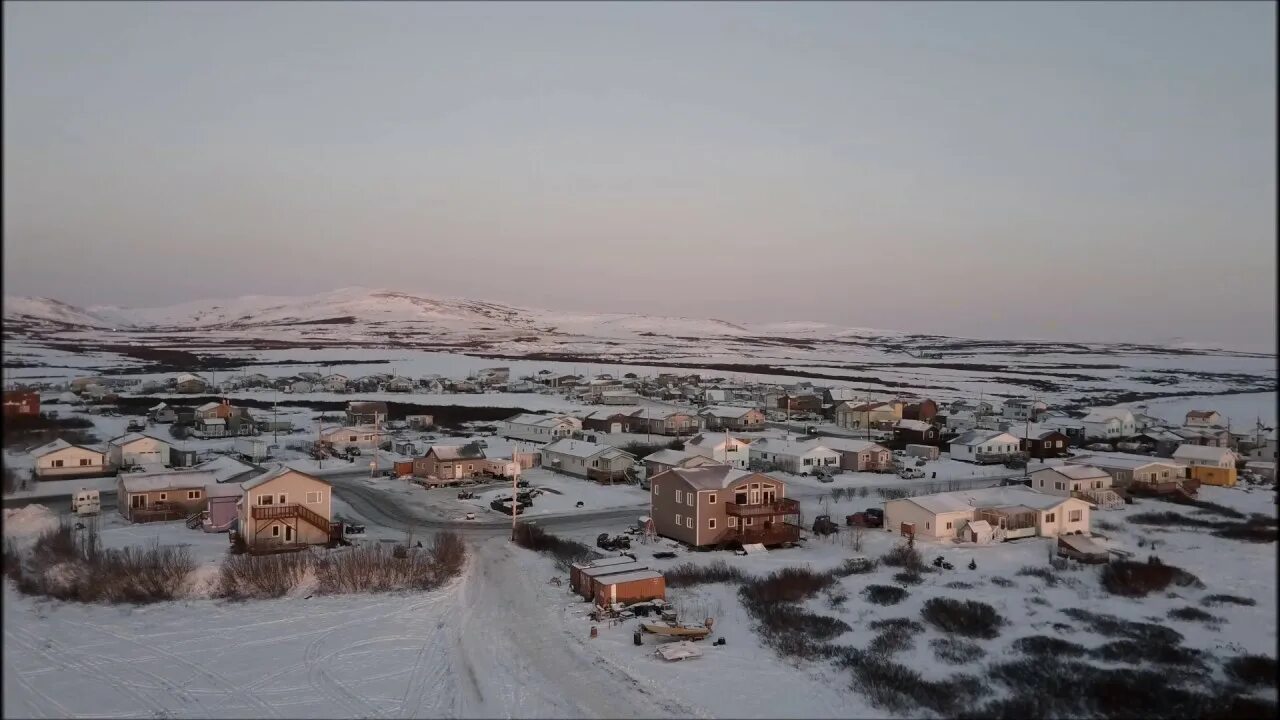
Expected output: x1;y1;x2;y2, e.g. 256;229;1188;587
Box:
236;467;337;553
1081;409;1137;441
649;466;800;548
683;432;752;468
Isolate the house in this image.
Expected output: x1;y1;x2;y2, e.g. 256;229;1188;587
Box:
236;467;337;553
193;400;254;436
630;408;701;437
950;399;994;416
649;466;800;548
1004;425;1071;459
948;430;1022;464
1246;431;1277;462
502;413;582;444
1029;465;1124;510
1064;454;1189;491
1184;410;1223;428
683;432;752;468
540;439;635;482
642;448;722;477
405;414;434;429
833;400;903;430
174;373;207;394
940;410;979;434
288;380;314;394
597;389;642;405
413;444;488;481
1130;429;1185;457
893;419;939;447
697;406;766;432
818;437;892;472
778;394;823;415
117;469;219;523
238;373;271;389
1080;409;1136;440
346;401;388;426
1172;445;1238;487
148;402;178;424
107;433;172;470
70;377;107;394
31;439;109;479
195;455;261;485
884;486;1093;542
1039;416;1086;442
902;399;939;423
255;416;294;434
1002;399;1048;422
319;426;380;450
1173;425;1232;448
385;376;415;393
234;437;271;463
2;391;40;417
748;438;840;475
321;374;349;392
822;387;863;406
580;409;640;434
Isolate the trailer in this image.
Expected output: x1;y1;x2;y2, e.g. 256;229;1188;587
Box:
72;489;101;517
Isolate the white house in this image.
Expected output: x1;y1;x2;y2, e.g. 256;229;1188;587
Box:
1001;399;1048;422
319;426;380;450
1081;409;1136;440
540;438;635;481
321;374;349;392
107;433;172;470
884;486;1094;542
1184;410;1223;428
748;438;840;475
31;439;109;479
1172;444;1237;469
502;413;582;444
948;430;1022;464
1028;465;1124;510
683;432;752;468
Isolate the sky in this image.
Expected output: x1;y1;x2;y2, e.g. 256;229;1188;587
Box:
3;1;1276;351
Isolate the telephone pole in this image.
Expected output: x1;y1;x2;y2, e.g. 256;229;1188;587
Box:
510;441;521;542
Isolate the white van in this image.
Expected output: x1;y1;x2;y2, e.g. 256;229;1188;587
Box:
72;489;101;517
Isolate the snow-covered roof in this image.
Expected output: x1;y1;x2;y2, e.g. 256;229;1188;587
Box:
1067;454;1184;471
578;561;647;579
108;432;169;447
200;418;226;426
30;438;101;458
1185;410;1218;419
894;419;932;433
898;487;1082;515
507;413;576;428
698;406;758;419
196;402;221;412
1031;465;1109;482
428;444;486;461
196;455;259;483
1002;424;1066;440
595;569;663;585
542;438;631;461
660;466;761;491
950;430;1018;447
572;556;635;572
684;432;750;449
175;373;204;384
1081;408;1134;423
120;470;216;493
149;402;168;411
816;437;885;454
1172;445;1237;463
643;449;700;466
242;465;328;491
825;388;862;401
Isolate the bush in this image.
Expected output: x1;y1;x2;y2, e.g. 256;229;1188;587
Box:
881;543;925;571
1100;560;1203;597
831;556;877;576
945;581;974;589
869;624;918;656
1017;566;1061;587
849;656;988;715
664;560;746;588
219;551;313;599
1060;608;1183;645
863;584;909;606
931;636;984;665
1168;606;1218;623
985;657;1211;719
1222;654;1278;688
1012;635;1088;658
1094;518;1121;532
893;570;923;586
429;531;466;579
990;575;1015;588
315;545;442;594
512;522;598;572
921;597;1004;639
1201;593;1256;607
1092;640;1204;668
739;566;835;604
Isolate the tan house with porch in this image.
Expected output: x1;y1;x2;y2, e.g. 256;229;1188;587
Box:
884;486;1093;543
236;467;336;553
413;444;487;481
649;466;800;548
117;470;218;523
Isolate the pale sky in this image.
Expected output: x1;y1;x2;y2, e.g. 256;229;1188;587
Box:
4;1;1276;351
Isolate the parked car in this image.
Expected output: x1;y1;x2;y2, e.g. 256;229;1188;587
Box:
812;515;838;535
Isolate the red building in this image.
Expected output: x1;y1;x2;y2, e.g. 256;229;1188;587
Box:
2;391;40;417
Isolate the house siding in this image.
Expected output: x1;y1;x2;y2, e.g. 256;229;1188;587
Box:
239;471;334;550
35;447;109;478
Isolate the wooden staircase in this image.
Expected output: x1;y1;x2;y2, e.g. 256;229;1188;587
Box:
185;512;204;529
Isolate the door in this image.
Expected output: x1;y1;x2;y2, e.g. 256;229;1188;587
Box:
610;423;621;433
284;525;294;543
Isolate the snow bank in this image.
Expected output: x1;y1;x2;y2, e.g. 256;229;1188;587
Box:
181;563;223;599
3;504;60;539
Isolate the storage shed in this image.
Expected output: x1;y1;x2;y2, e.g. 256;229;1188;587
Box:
571;559;647;600
591;569;666;607
905;444;941;461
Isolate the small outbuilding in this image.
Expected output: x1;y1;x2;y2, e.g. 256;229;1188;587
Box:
591;569;666;607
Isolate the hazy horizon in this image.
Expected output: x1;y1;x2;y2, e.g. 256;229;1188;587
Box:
4;1;1276;351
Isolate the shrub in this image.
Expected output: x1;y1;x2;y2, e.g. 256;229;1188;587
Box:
921;597;1004;639
932;636;984;665
1201;593;1256;607
945;581;974;589
1017;566;1060;587
219;551;313;599
989;575;1015;588
881;543;925;571
664;560;746;588
863;584;909;606
1168;606;1218;623
849;656;988;715
869;624;918;656
1100;560;1203;597
738;566;835;604
876;487;912;500
1094;518;1120;532
429;531;466;579
1222;654;1278;688
315;545;442;594
1092;640;1204;668
512;522;598;572
985;658;1210;719
1012;635;1088;658
831;556;877;576
825;587;849;610
1059;607;1183;645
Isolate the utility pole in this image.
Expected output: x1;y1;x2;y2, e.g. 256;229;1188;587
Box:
273;390;279;445
510;441;521;542
316;417;323;470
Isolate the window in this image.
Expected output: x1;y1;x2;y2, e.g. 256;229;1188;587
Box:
945;521;952;530
52;459;64;468
687;495;694;507
271;525;280;537
159;493;167;501
708;518;716;530
708;494;716;504
745;517;753;526
728;516;737;527
675;490;683;503
277;494;287;505
187;490;200;500
1055;482;1063;490
925;522;930;530
79;458;93;466
1069;510;1082;522
1045;512;1055;523
686;517;692;529
653;484;658;495
258;494;274;506
306;491;323;504
675;513;681;526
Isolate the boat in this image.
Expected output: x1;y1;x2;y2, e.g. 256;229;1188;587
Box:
640;622;711;639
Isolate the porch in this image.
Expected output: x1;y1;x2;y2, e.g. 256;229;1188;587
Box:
724;498;800;518
977;505;1038;540
733;521;802;546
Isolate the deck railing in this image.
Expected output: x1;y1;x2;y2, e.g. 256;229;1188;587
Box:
724;498;800;517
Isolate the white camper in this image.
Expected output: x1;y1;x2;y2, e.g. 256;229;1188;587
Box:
72;489;101;517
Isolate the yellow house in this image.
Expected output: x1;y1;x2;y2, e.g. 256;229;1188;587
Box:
1172;445;1238;488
